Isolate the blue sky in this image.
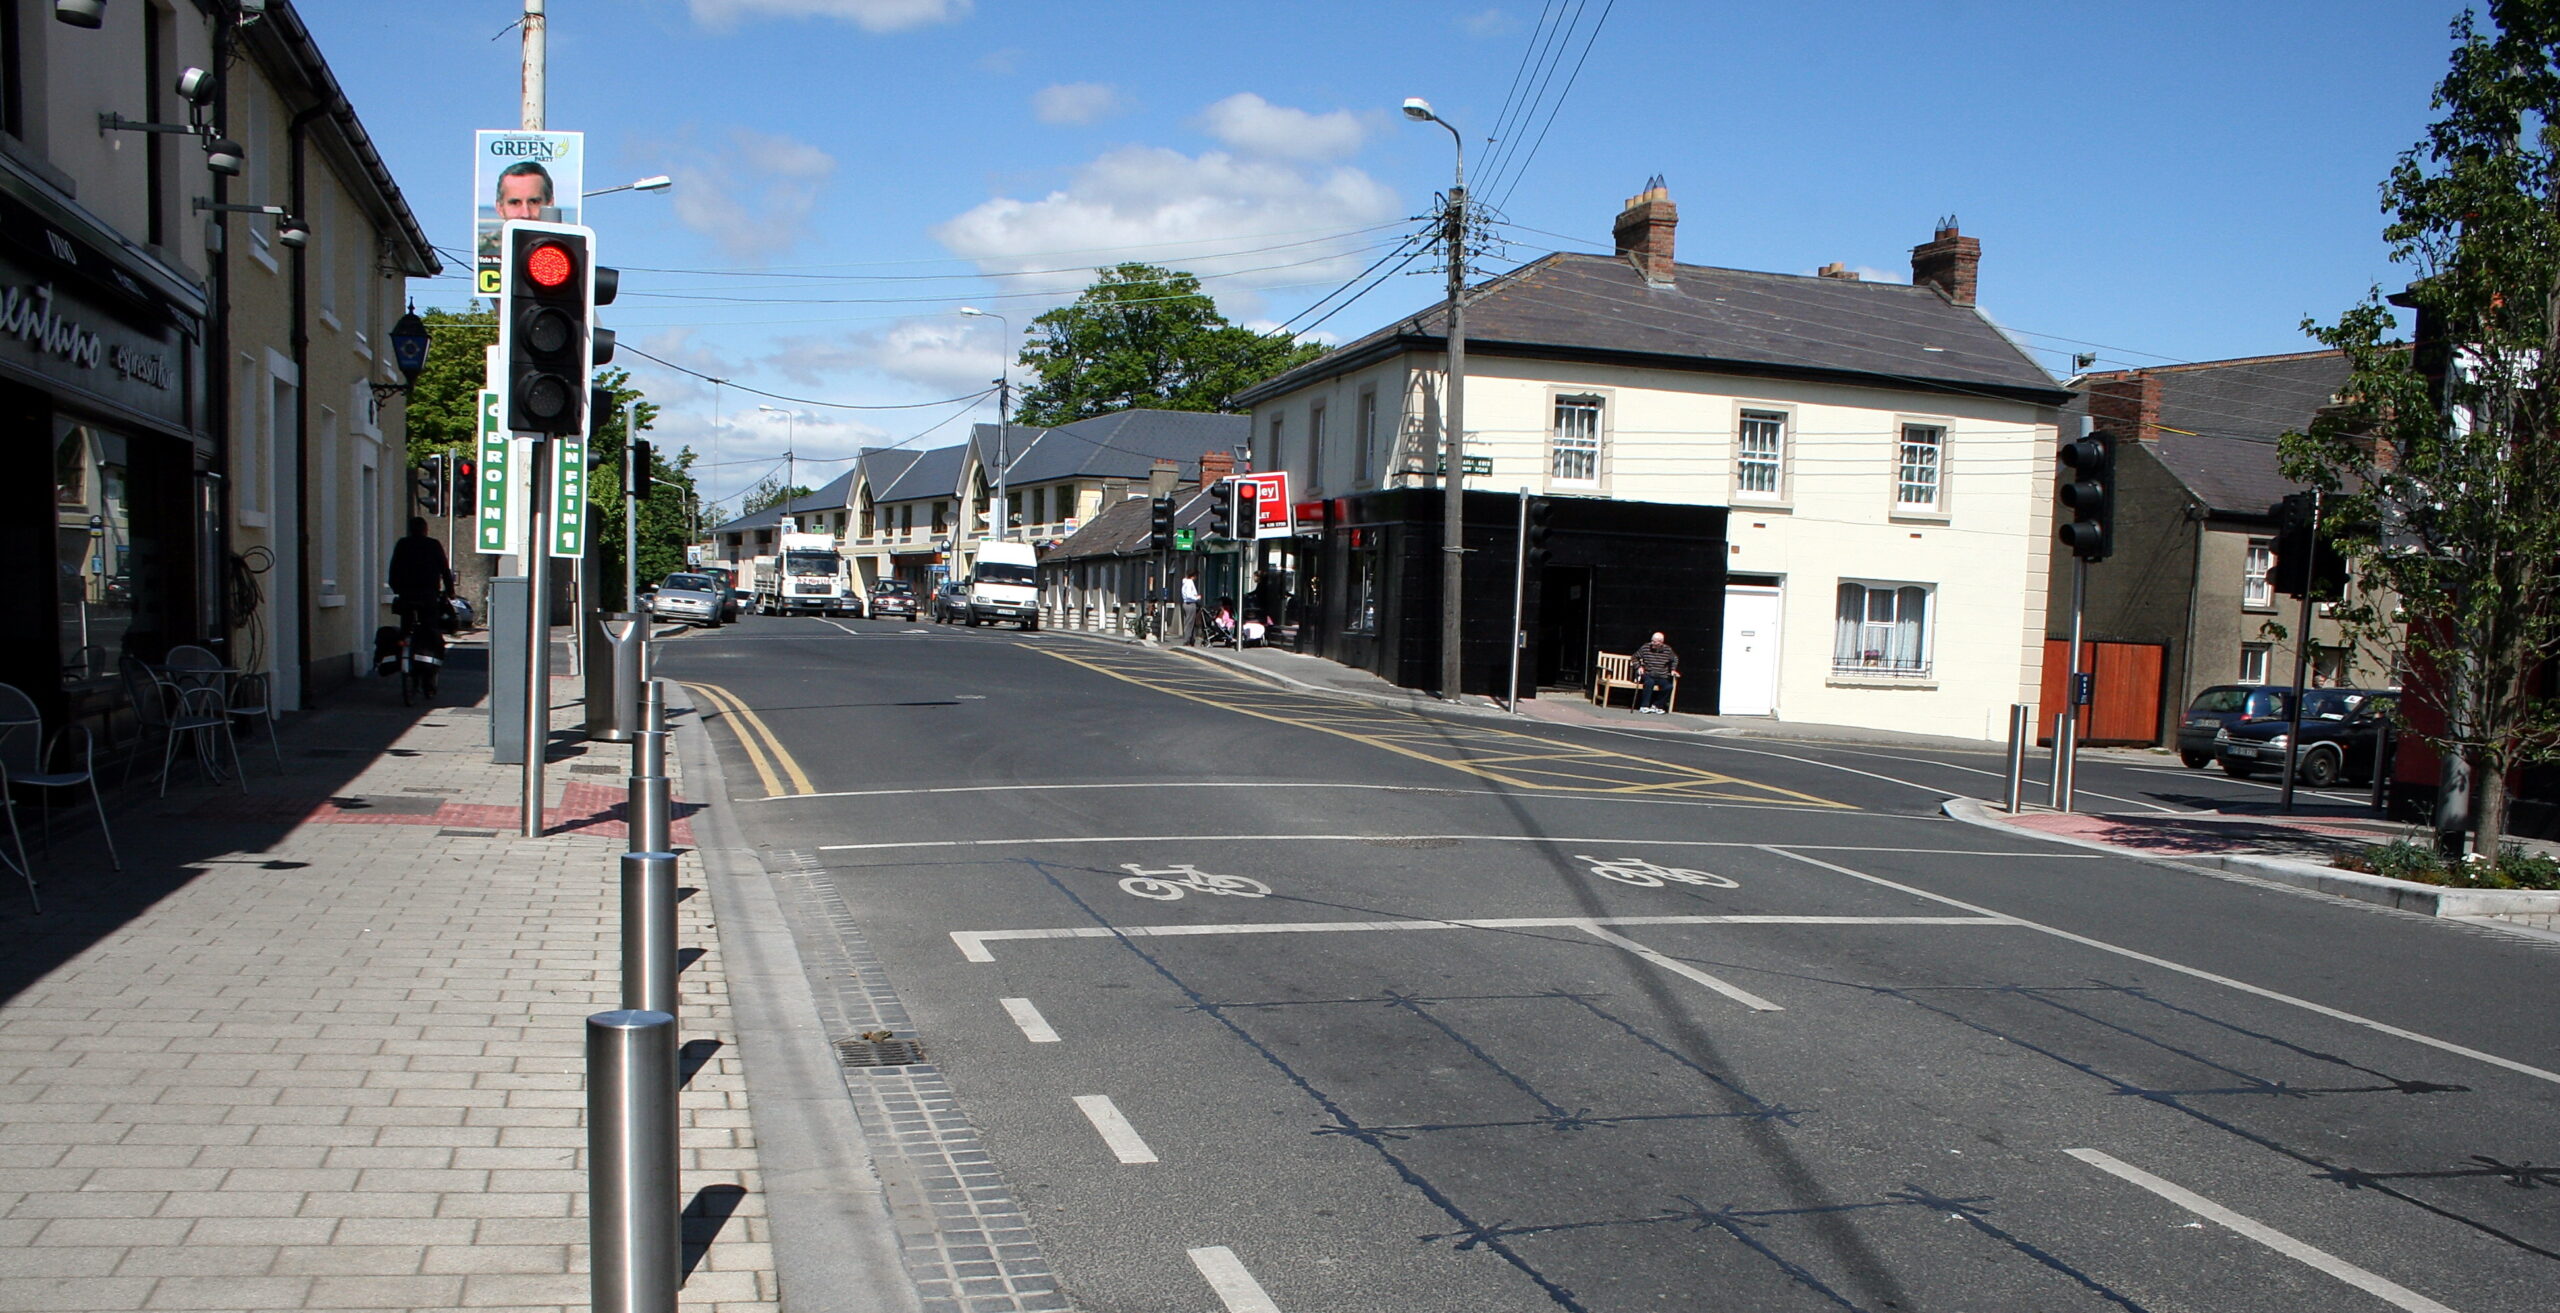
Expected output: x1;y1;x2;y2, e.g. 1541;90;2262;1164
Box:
302;0;2468;515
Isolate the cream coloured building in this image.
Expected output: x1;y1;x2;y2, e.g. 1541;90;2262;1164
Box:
1234;188;2069;741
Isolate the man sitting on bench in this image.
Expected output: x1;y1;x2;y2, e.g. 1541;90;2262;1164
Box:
1633;631;1679;715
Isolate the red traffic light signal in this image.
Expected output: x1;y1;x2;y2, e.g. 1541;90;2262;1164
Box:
523;239;575;289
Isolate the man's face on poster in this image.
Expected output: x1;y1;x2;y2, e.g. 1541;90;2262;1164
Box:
496;169;550;220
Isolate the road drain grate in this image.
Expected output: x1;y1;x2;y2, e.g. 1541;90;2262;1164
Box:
833;1034;926;1068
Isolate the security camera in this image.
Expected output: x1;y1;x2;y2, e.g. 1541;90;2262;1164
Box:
176;67;214;105
204;137;243;176
55;0;106;29
276;218;308;249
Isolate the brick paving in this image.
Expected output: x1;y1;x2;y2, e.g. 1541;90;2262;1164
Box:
0;641;774;1311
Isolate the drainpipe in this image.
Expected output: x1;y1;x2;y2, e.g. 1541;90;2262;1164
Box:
206;17;234;659
290;103;325;705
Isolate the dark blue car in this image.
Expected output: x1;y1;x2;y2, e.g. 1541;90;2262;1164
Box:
2211;688;2398;787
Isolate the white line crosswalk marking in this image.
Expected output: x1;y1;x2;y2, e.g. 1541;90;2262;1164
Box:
1188;1245;1282;1313
1072;1094;1157;1164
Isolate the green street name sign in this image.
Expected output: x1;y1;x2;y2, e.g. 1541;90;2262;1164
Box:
1435;454;1494;477
474;391;511;554
548;433;588;558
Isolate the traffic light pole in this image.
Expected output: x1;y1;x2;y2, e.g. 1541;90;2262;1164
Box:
1508;487;1528;714
521;435;552;838
2278;489;2321;813
2050;557;2085;812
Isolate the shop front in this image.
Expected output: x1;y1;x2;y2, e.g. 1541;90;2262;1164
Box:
0;176;212;728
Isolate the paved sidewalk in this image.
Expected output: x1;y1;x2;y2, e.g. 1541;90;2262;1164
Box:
0;639;775;1311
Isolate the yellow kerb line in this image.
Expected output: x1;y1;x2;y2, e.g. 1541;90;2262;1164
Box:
683;681;815;798
1032;647;1847;809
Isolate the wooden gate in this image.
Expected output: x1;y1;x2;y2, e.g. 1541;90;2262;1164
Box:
2038;640;2165;746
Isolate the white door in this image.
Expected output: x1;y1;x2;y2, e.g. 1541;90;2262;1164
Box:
1720;585;1782;716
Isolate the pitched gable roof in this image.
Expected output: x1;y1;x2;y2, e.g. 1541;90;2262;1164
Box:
2081;350;2350;518
1235;251;2067;407
708;467;859;534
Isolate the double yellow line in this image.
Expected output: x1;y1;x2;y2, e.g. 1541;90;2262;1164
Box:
682;680;815;798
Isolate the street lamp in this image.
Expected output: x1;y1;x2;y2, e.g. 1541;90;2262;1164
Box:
756;405;801;527
1404;95;1469;702
958;306;1014;541
583;175;672;199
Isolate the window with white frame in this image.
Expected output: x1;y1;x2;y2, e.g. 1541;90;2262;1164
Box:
1832;580;1934;676
1737;409;1786;498
1551;394;1602;485
2244;540;2273;608
1896;423;1944;511
2240;642;2272;685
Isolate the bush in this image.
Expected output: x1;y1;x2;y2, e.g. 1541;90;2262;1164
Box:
2339;839;2560;890
2493;846;2560;891
2344;839;2450;884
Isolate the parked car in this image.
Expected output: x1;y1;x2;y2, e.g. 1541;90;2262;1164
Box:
2174;684;2296;768
2212;688;2399;786
698;565;745;624
931;580;970;624
647;572;723;628
869;578;918;621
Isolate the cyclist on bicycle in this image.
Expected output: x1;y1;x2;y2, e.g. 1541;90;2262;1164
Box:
387;517;454;696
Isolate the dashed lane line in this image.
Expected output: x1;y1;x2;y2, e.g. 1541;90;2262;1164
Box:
1000;997;1060;1043
1188;1246;1283;1313
2066;1148;2460;1313
1072;1094;1158;1164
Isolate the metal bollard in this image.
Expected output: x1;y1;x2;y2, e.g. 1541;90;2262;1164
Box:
643;679;667;733
628;774;672;855
2005;703;2031;813
621;852;680;1018
587;1009;679;1313
631;729;666;782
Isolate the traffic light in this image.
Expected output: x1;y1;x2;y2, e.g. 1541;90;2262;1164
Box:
627;439;653;499
1234;478;1260;537
419;455;443;515
2056;428;2116;562
2267;491;2348;600
499;221;614;437
1524;497;1555;568
456;457;474;485
1207;481;1234;538
1149;495;1175;548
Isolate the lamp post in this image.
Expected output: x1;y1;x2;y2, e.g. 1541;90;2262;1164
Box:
958;307;1013;542
583;175;672;199
1404;96;1468;702
756;405;800;527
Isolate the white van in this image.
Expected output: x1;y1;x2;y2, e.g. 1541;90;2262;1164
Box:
964;540;1040;629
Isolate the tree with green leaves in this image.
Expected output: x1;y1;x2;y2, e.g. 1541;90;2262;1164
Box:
742;475;814;517
1010;263;1328;428
403;306;498;464
2283;0;2560;860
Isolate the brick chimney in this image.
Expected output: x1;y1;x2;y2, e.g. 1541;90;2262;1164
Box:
1198;450;1235;483
1817;262;1860;281
1612;177;1677;285
2086;371;2161;444
1909;216;1981;306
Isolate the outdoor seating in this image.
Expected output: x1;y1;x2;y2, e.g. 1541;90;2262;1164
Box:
1590;650;1677;712
119;657;242;796
0;682;120;914
169;645;280;766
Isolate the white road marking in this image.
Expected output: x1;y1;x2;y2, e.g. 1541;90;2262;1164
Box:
820;832;2095;856
2065;1148;2460;1313
1594;728;1963;800
760;778;1853;816
1761;846;2560;1088
2123;765;2370;802
1188;1245;1282;1313
949;913;2011;963
821;620;865;637
999;997;1059;1043
1578;923;1783;1010
1072;1094;1158;1164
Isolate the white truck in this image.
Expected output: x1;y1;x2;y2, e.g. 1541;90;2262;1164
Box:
753;531;854;617
961;539;1041;630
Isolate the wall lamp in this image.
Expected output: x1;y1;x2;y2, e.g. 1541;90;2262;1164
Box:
194;199;306;248
369;310;432;402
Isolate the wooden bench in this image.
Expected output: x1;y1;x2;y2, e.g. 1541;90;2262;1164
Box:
1591;651;1677;712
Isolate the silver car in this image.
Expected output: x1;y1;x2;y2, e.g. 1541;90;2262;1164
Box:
648;573;722;627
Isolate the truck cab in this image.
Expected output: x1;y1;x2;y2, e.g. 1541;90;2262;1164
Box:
964;540;1040;630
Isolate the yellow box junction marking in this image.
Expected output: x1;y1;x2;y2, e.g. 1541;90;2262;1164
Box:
1032;647;1848;809
682;680;816;798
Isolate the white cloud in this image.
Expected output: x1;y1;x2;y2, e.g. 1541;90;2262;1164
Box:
768;317;1008;396
689;0;970;33
1032;82;1129;126
932;144;1401;299
977;47;1024;75
1460;8;1514;37
1196;92;1364;162
645;127;838;264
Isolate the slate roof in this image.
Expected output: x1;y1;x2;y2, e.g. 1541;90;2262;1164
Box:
709;467;858;534
2084;351;2351;517
1002;411;1248;484
1046;483;1216;562
1234;251;2068;407
877;443;967;504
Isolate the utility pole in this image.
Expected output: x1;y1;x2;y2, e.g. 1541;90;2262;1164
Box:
1439;169;1467;701
517;0;548;837
520;0;545;132
994;372;1010;541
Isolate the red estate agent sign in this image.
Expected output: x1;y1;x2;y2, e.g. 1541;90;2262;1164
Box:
1244;471;1291;538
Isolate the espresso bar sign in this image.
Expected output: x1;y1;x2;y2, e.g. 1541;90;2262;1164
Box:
0;281;104;371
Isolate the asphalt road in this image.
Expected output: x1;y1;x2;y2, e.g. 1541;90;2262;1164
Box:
659;615;2560;1313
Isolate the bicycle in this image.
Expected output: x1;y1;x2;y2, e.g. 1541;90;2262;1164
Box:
389;596;447;706
1117;863;1272;901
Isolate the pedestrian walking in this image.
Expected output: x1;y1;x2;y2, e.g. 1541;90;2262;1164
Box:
1180;570;1202;645
1633;631;1679;714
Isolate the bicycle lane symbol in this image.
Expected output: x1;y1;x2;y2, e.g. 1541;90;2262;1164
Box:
1576;855;1740;889
1117;863;1274;902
